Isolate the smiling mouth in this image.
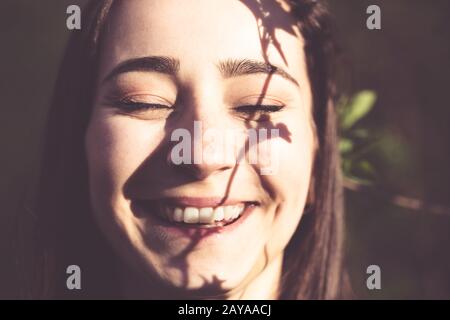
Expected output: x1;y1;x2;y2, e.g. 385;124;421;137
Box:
134;199;259;228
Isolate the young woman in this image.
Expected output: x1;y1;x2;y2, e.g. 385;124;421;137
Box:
24;0;350;299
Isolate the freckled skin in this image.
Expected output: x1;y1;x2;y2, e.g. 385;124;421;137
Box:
85;0;316;299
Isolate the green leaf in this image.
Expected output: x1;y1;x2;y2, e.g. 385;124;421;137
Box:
345;175;373;186
340;90;377;130
355;160;376;177
350;128;370;139
339;138;354;154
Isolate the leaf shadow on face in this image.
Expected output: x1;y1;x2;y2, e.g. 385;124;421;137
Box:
239;0;300;65
121;0;296;299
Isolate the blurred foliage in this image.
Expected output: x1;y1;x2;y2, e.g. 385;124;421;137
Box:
338;90;378;185
338;90;417;191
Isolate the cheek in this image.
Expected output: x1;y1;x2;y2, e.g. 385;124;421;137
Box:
85;113;165;197
259;111;315;201
260;115;315;251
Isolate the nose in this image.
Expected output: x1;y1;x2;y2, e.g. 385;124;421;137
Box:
166;98;238;181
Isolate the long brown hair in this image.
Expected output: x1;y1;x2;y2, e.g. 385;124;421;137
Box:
19;0;350;299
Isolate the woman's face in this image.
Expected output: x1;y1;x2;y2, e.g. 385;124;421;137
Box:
85;0;316;297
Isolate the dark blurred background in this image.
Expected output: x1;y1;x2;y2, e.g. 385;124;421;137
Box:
0;0;449;299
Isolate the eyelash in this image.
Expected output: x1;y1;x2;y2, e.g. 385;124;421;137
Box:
116;99;172;112
233;104;284;114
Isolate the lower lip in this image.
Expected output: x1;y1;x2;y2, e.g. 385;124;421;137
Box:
133;202;257;239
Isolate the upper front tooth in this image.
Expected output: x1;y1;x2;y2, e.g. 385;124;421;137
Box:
199;207;214;223
173;207;184;222
224;206;235;220
233;205;243;218
184;207;199;223
213;207;224;221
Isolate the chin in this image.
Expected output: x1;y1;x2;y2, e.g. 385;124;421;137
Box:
131;247;258;298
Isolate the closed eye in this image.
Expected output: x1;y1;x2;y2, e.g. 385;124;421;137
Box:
233;104;284;114
232;104;285;122
108;96;174;120
117;101;172;112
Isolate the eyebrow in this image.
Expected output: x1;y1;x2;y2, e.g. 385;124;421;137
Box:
102;56;299;87
102;56;180;83
218;58;299;87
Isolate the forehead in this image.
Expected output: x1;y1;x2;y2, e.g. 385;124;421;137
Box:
100;0;306;81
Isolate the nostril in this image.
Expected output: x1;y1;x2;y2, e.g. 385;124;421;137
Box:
180;163;229;181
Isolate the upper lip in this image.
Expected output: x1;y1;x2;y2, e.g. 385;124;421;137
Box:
137;197;258;208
